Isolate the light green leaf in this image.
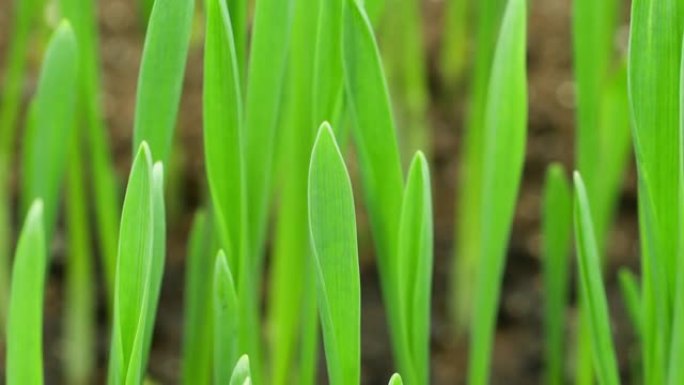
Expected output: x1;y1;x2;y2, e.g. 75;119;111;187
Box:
141;162;166;369
388;373;403;385
269;0;320;382
244;0;294;260
21;21;78;243
313;0;344;130
203;0;245;283
0;0;43;157
132;0;194;163
467;0;527;383
628;1;683;382
308;123;360;385
440;0;468;87
451;0;506;333
541;164;572;385
181;210;214;385
214;250;239;384
6;200;46;385
573;172;620;385
59;0;121;305
229;355;251;385
108;142;156;385
397;151;433;385
342;0;407;374
63;114;95;385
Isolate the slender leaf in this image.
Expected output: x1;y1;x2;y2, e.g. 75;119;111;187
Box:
203;0;244;279
269;0;320;382
63;120;95;385
132;0;194;163
451;0;506;333
59;0;121;305
6;200;46;385
397;152;433;385
308;123;360;385
244;0;295;377
440;0;468;87
342;0;407;374
141;162;166;369
541;164;572;385
668;33;684;385
573;172;620;385
21;21;78;244
381;0;430;161
467;0;527;383
0;0;43;157
108;143;156;385
202;0;256;375
181;210;214;385
214;250;240;384
628;1;683;382
313;0;345;131
244;0;294;256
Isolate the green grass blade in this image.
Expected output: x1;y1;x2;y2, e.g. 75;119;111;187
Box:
230;355;251;385
269;0;320;382
141;162;166;369
226;0;247;84
380;0;430;161
440;0;469;88
595;65;631;244
203;0;244;285
573;172;620;385
308;123;360;385
389;373;404;385
64;122;95;385
467;0;527;383
628;0;683;307
573;0;618;214
214;250;240;384
342;0;408;373
132;0;194;163
0;0;43;158
243;0;295;378
669;34;684;385
108;143;156;385
21;21;78;244
202;0;256;375
541;164;572;385
244;0;294;259
397;152;433;385
181;210;214;385
6;201;46;385
617;268;641;340
451;0;506;334
59;0;121;305
313;0;344;131
628;1;683;382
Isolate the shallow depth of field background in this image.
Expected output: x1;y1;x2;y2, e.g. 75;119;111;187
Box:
0;0;639;383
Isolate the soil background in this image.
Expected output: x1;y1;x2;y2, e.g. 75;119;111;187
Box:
0;0;641;384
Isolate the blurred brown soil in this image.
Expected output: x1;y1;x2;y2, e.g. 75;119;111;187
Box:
0;0;641;384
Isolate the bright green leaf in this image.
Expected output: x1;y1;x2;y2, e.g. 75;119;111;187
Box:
467;0;527;383
6;200;46;385
132;0;194;163
573;172;620;385
308;122;360;385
